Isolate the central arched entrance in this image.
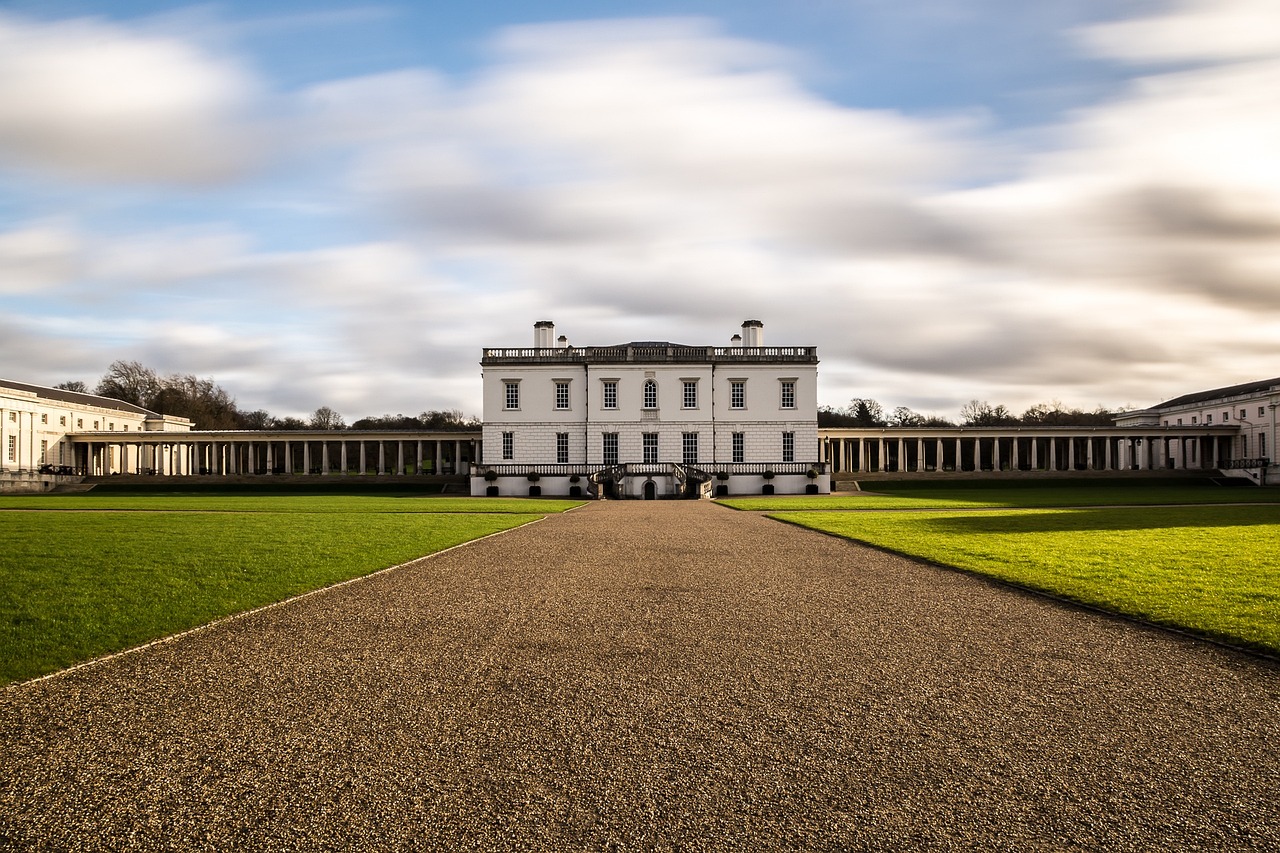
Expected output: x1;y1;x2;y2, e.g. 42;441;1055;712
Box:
643;479;657;500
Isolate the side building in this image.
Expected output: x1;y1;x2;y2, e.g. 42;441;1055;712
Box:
1;379;193;490
474;320;831;498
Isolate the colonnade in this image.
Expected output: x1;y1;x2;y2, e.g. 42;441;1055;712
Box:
819;429;1239;475
72;432;482;478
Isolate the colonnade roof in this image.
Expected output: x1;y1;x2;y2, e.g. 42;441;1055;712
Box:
67;429;483;442
818;425;1242;437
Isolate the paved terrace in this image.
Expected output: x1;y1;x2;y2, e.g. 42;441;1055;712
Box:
1;502;1277;850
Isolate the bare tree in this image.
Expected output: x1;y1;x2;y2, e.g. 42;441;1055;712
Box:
960;400;1018;426
96;360;160;406
55;380;88;393
309;406;346;430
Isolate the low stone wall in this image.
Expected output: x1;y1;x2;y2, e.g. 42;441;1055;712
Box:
0;472;84;493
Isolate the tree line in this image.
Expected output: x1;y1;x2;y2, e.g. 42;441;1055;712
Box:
819;398;1117;428
56;360;479;432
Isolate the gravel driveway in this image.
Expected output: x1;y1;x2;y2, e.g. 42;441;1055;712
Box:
1;500;1277;851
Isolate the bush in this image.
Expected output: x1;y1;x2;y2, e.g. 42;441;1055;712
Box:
483;470;498;482
527;472;540;482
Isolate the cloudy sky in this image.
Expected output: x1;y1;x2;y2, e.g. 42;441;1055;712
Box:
2;0;1278;421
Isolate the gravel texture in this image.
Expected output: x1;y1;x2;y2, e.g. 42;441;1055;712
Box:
1;500;1277;851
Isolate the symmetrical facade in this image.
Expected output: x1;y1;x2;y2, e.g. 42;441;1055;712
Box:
475;320;831;497
4;333;1275;494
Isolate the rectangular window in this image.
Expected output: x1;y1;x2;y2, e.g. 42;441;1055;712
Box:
730;381;745;409
1206;414;1213;424
59;416;66;426
555;381;570;410
108;422;115;431
1223;411;1230;421
40;413;47;424
502;431;514;460
1260;407;1266;418
683;381;697;409
1240;409;1247;420
1191;416;1197;424
76;419;83;429
602;432;618;465
556;432;569;464
602;381;617;409
732;432;744;463
643;433;658;464
504;381;520;410
780;380;796;409
1176;418;1182;426
40;440;47;460
93;420;99;429
7;412;14;422
7;435;14;462
682;432;698;464
782;431;795;462
1261;433;1267;457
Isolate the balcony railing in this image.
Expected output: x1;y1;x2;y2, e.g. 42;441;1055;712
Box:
481;345;818;365
1218;457;1271;469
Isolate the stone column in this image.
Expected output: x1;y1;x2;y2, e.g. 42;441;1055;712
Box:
359;442;367;475
434;441;442;475
993;437;1001;471
341;441;348;474
378;441;386;474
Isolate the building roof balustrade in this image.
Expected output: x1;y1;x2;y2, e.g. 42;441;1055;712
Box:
481;345;818;365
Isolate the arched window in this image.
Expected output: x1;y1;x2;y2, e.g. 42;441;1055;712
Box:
643;379;657;409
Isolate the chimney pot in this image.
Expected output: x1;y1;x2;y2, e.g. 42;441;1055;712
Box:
741;319;763;348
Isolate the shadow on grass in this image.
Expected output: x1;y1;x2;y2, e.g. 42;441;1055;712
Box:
920;505;1280;534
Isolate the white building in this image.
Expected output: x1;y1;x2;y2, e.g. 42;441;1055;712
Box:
1113;377;1278;483
0;380;192;490
474;320;831;498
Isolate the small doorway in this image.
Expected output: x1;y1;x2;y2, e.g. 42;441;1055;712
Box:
643;479;657;500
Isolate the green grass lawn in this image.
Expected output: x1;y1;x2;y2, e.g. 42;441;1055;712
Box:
0;494;583;513
774;505;1280;655
1;495;580;685
721;481;1280;511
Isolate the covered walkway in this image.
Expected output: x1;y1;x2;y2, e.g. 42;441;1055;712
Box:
820;425;1242;475
66;429;482;477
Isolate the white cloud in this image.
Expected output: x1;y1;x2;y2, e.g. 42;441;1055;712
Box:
0;220;81;294
0;12;265;183
6;6;1280;420
1076;0;1280;64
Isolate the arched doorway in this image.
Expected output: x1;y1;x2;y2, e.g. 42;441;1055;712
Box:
643;479;657;500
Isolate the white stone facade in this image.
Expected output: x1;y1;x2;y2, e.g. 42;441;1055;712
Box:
0;380;192;489
475;320;829;498
1114;377;1278;483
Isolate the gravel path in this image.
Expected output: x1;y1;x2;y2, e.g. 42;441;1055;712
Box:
2;501;1277;851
